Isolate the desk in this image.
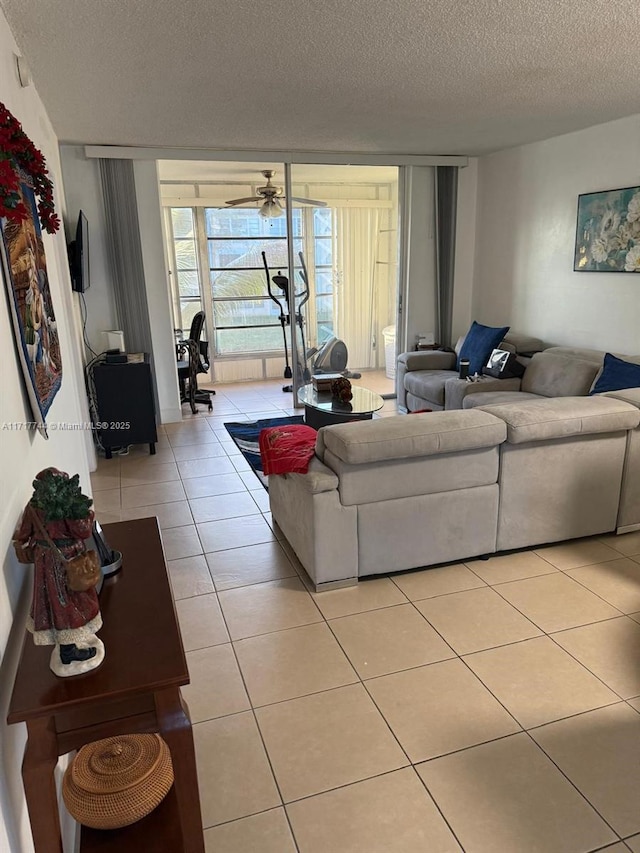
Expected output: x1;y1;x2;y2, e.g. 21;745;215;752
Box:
7;518;204;853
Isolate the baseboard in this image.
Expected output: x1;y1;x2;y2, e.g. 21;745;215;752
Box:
616;522;640;534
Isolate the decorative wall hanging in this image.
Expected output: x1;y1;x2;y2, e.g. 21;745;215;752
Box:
0;102;62;435
574;185;640;272
0;102;60;233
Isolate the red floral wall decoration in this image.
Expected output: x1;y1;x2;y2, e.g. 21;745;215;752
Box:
0;101;60;234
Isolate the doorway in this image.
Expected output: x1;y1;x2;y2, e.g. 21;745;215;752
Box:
160;161;400;397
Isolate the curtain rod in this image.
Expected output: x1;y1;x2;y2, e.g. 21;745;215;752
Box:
83;145;468;168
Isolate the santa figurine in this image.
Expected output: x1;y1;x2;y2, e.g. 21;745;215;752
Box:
13;468;104;677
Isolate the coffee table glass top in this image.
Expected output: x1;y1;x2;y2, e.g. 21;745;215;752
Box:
297;384;385;415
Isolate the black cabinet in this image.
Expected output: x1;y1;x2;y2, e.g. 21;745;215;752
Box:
89;356;157;459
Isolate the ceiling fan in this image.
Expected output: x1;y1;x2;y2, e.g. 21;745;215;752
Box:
225;170;327;218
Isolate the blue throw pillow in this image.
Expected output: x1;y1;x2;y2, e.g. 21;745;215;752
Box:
458;321;510;375
590;352;640;395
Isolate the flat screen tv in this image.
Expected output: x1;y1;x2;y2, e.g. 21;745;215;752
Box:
68;211;89;292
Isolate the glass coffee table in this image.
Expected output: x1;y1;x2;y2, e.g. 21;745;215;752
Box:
297;383;384;429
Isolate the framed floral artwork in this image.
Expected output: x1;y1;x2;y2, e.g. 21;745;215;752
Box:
574;185;640;272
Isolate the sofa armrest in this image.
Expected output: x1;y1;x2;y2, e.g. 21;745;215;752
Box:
397;350;457;372
276;456;339;494
444;376;522;410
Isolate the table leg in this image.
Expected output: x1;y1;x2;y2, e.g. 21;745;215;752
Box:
22;716;63;853
154;687;204;853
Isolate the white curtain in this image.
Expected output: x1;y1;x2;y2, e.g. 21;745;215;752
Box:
334;207;381;369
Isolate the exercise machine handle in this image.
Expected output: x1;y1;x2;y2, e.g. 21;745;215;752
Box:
297;251;311;312
262;251;283;311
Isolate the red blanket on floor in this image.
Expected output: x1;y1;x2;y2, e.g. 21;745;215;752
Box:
259;424;318;476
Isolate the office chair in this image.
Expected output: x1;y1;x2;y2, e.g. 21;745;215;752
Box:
176;311;215;413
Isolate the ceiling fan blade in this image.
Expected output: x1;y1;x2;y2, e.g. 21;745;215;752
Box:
225;197;262;206
287;196;328;208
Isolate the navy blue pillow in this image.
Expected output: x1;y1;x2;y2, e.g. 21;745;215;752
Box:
458;321;510;375
590;352;640;395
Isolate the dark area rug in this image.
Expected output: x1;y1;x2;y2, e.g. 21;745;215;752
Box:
224;415;304;489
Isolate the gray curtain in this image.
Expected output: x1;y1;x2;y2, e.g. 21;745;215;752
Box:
99;159;154;357
434;166;458;348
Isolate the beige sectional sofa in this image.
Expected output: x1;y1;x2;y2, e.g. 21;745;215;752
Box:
399;342;640;414
269;393;640;591
463;347;640;535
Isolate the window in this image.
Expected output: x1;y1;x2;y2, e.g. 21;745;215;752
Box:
167;204;336;358
205;208;301;354
169;208;202;334
312;208;335;344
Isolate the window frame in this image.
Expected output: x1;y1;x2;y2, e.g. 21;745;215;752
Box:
165;207;207;338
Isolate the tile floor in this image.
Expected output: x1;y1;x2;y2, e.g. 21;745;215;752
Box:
90;379;640;853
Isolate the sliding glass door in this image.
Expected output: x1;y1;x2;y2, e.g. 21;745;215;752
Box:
161;161;400;399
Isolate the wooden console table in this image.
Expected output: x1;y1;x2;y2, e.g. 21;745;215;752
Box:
7;518;205;853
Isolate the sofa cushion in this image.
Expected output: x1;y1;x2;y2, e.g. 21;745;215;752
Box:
521;352;600;397
463;391;543;409
324;446;501;506
601;387;640;408
404;369;455;407
479;396;640;444
315;410;506;465
590;353;640;395
457;321;510;374
502;332;544;354
544;346;640;366
444;376;522;410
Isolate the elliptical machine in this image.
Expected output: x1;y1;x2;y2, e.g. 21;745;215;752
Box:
262;251;360;392
262;250;311;392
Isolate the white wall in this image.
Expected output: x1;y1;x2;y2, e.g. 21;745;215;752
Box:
452;158;477;342
0;11;92;852
133;161;182;422
58;152;182;422
401;166;437;349
471;114;640;352
59;145;118;355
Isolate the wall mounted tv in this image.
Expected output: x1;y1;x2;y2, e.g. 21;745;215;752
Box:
68;210;89;292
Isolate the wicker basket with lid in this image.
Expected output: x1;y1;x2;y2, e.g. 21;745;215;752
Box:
63;733;174;829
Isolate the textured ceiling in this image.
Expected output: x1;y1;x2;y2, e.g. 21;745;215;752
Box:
3;0;640;155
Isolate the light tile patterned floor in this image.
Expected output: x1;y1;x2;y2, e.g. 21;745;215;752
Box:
90;379;640;853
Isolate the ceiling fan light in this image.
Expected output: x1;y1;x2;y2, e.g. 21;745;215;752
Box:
259;199;283;219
